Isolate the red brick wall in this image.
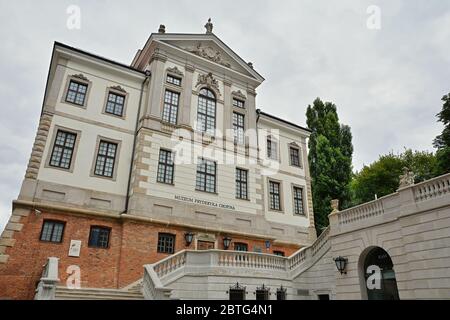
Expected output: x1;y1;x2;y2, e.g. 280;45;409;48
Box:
0;209;300;299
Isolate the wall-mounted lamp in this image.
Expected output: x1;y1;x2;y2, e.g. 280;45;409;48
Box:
334;256;348;274
223;236;232;250
184;232;194;246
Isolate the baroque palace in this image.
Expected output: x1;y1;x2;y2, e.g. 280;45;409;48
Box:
0;20;450;300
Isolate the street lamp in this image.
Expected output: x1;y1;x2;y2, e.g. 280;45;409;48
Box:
223;236;232;250
334;256;348;274
184;232;194;246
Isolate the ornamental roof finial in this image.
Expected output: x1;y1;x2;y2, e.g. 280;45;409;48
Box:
205;18;213;34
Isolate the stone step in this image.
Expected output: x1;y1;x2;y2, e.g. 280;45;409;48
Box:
55;287;144;300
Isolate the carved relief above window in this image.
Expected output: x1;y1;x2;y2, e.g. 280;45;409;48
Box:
232;90;247;101
109;85;127;93
196;72;220;96
72;73;89;81
166;66;184;77
188;43;231;68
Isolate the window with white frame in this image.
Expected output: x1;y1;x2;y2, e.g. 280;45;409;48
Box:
196;158;217;193
196;88;216;134
162;90;179;125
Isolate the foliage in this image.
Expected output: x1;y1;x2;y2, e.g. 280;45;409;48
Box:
306;98;353;233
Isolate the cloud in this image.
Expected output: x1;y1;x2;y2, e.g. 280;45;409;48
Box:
0;1;449;228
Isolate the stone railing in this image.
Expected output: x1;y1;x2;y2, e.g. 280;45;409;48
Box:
142;230;333;299
217;251;286;271
335;172;450;229
413;173;450;202
34;257;60;300
337;198;386;226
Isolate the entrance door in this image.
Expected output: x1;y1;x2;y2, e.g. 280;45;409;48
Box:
363;247;400;300
197;240;215;250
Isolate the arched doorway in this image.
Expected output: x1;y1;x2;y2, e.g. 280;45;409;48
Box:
362;247;400;300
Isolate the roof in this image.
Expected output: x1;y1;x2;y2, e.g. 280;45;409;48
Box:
134;32;265;82
256;109;312;133
54;41;147;76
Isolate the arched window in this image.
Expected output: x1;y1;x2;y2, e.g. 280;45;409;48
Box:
197;88;216;134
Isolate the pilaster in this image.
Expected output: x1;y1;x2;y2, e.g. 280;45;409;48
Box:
180;64;195;127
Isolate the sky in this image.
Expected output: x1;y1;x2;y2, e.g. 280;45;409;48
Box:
0;0;449;232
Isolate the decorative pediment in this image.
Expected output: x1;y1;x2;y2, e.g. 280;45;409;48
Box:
196;72;220;95
188;43;231;68
72;73;89;81
110;85;127;93
289;141;300;148
166;66;184;77
232;90;247;101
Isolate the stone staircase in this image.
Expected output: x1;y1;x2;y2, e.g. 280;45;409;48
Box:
54;286;144;300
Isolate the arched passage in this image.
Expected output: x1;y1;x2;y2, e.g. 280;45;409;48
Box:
360;247;400;300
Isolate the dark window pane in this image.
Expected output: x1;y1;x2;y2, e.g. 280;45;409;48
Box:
94;141;118;178
105;92;125;117
234;243;248;251
293;187;304;215
236;168;248;200
162;90;179;125
196;158;216;193
233;112;245;144
269;181;281;210
49;131;77;169
40;221;65;243
267;136;278;160
197;89;216;134
167;75;181;86
88;226;110;248
66;80;87;106
290;147;301;167
233;98;245;109
157;149;174;184
157;233;175;254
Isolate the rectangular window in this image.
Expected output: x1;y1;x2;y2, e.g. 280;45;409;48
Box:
157;233;175;254
105;92;125;117
290;147;301;167
293;187;305;215
269;181;281;211
229;288;246;300
233;112;245;144
162;90;179;125
167;75;181;86
94;141;118;178
195;158;216;193
235;168;248;200
40;220;65;243
66;80;87;106
88;226;111;249
157;149;174;184
49;130;76;169
267;136;278;160
233;98;245;109
273;250;285;257
234;243;248;252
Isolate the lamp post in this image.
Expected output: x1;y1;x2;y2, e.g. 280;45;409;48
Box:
334;256;348;274
184;232;194;247
223;236;232;250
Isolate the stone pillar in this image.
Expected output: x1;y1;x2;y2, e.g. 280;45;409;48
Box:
246;88;257;151
301;138;317;241
143;49;167;130
179;64;195;128
222;79;232;137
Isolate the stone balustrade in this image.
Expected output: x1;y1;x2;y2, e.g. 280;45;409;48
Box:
413;173;450;202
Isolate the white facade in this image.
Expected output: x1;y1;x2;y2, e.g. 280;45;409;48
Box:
19;24;316;247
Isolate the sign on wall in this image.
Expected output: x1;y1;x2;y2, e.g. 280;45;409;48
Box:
68;240;82;257
174;195;236;211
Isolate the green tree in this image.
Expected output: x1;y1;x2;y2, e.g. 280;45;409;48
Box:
433;93;450;174
306;98;353;234
351;149;438;206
